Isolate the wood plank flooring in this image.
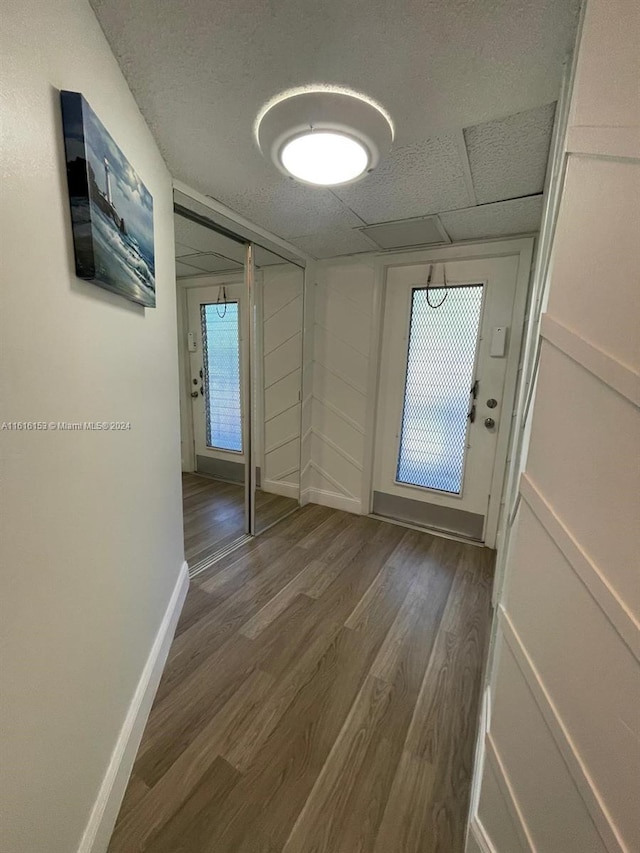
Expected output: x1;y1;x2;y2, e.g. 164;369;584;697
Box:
109;505;494;853
183;473;299;565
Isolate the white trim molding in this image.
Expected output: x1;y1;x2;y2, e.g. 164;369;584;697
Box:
540;315;640;408
498;607;628;853
78;562;189;853
520;474;639;659
300;486;361;514
262;478;299;499
485;734;536;852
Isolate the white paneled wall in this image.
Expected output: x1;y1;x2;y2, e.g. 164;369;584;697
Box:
261;265;304;497
304;258;378;512
468;1;640;851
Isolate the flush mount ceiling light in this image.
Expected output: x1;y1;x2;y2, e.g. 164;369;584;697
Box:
257;89;394;187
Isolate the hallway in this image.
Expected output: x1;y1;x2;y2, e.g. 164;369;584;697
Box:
109;506;493;852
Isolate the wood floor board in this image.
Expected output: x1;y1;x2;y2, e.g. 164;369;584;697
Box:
108;508;494;853
173;584;216;639
201;627;390;853
154;539;306;703
182;473;299;563
372;749;437;853
282;674;395;853
144;757;241;853
134;634;260;787
108;670;272;852
113;773;149;821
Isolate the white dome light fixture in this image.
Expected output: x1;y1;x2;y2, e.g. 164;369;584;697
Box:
257;89;394;187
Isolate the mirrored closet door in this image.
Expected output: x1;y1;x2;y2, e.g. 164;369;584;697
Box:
175;207;251;569
174;193;306;571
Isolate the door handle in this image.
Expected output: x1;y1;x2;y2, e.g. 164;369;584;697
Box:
484;417;496;429
190;391;199;398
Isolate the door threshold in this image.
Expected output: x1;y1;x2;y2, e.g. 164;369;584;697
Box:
187;534;253;579
368;513;486;547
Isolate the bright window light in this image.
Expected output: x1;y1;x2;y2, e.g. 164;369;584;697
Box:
280;131;369;186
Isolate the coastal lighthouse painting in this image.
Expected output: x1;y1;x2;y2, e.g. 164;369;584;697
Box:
60;91;156;307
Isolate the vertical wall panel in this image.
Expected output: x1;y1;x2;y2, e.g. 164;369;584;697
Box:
306;259;376;512
469;1;640;851
261;265;303;495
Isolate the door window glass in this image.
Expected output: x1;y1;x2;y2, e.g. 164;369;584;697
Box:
397;285;483;494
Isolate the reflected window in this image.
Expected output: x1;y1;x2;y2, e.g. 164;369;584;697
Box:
201;302;242;452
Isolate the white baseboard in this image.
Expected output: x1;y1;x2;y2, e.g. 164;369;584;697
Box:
262;478;299;499
301;487;362;515
78;561;189;853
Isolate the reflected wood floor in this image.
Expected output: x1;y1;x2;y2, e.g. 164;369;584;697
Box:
109;504;494;853
183;473;298;565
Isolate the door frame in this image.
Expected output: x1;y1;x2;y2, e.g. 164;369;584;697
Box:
362;237;535;548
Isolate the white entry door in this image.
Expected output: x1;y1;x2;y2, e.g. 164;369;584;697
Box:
373;255;521;543
187;282;247;479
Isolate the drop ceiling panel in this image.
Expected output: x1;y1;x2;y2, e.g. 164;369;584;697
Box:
464;102;556;204
254;246;289;267
175;241;197;257
439;195;544;241
291;228;376;259
334;135;473;223
218;181;362;240
180;253;242;273
176;260;204;278
174;215;246;261
360;216;450;249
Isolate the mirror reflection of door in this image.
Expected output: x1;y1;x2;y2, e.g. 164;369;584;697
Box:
187;281;246;482
252;247;304;534
175;208;251;569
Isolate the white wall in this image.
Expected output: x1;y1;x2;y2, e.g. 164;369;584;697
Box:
467;0;640;850
0;2;185;852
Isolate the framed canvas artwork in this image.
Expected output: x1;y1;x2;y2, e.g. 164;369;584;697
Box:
60;90;156;307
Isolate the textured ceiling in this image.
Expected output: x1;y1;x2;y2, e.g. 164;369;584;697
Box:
91;0;579;257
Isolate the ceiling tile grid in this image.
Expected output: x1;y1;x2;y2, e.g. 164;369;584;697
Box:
333;134;474;224
439;195;544;242
179;253;242;273
92;0;579;257
464;102;557;204
176;260;204;277
290;227;376;260
174;216;246;261
214;179;363;241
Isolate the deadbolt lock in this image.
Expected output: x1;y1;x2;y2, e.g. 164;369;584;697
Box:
487;398;498;408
